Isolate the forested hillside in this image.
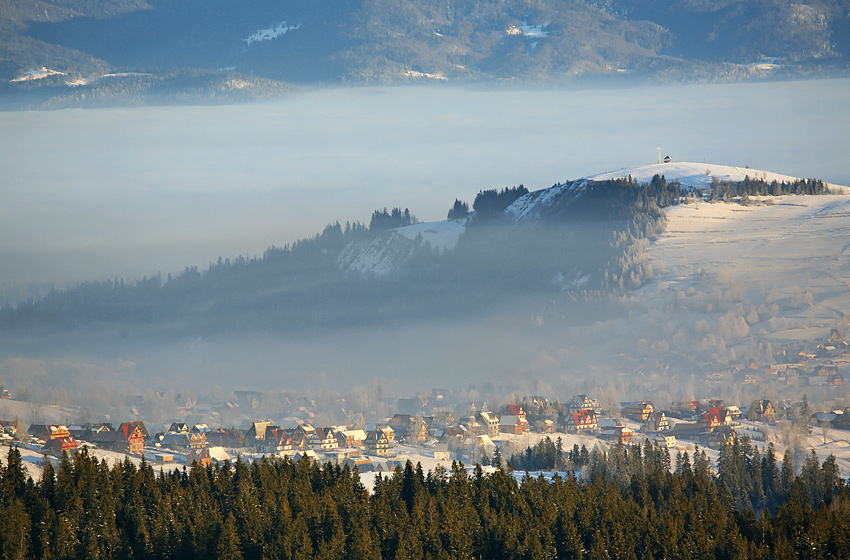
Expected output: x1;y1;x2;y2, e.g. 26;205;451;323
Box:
1;438;848;559
4;174;834;341
0;177;681;339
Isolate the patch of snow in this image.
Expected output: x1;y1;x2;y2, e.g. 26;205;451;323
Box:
226;78;251;89
11;67;65;82
552;270;590;290
339;233;417;278
506;22;549;38
101;72;153;78
245;22;301;46
340;217;469;278
404;70;448;81
395;218;467;252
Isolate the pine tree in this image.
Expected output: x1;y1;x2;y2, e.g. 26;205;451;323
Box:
215;513;243;560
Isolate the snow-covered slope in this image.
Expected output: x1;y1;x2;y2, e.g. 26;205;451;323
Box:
585;161;812;191
342;162;846;278
394;218;468;250
505;179;587;224
339;218;468;277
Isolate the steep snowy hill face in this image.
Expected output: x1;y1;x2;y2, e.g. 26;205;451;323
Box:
504;180;588;224
339;218;468;278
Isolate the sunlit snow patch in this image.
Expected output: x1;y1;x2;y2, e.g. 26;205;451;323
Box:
506;22;549;38
245;22;301;45
404;70;448;81
11;67;65;82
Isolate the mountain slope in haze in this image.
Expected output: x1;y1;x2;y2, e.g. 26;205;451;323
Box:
0;167;681;338
2;0;848;105
1;162;838;347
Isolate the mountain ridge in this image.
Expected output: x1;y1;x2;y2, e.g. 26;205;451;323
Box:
2;0;848;106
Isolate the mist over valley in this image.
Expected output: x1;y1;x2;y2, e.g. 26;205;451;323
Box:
1;80;850;419
4;4;850;557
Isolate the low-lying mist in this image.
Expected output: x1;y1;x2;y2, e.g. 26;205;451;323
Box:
2;79;848;295
1;79;849;419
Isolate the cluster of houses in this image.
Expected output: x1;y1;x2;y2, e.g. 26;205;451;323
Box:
27;421;149;458
734;328;848;387
10;386;850;473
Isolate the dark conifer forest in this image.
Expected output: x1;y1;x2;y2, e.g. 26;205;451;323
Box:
1;437;848;560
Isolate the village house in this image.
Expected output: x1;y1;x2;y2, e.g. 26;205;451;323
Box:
565;409;598;433
699;407;733;431
188;432;207;451
499;414;529;435
499;405;529;434
29;424;71;441
244;420;273;442
654;433;677;448
43;436;78;457
537;419;556;433
621;401;655;421
308;427;340;451
643;411;670;433
159;432;193;451
336;428;367;448
365;426;395;457
748;400;776;422
187;446;212;467
389;414;429;443
433;443;450;461
707;426;737;449
168;422;190;433
95;421;148;455
264;428;307;453
206;428;243;448
440;425;471;448
568;394;600;415
478;411;500;437
726;406;743;419
611;423;634;443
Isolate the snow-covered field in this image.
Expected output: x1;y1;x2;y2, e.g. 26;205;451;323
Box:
646;191;850;341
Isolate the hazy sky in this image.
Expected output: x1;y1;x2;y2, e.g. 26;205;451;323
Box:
2;78;849;294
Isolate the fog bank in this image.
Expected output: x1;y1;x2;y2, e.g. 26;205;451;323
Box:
1;79;849;296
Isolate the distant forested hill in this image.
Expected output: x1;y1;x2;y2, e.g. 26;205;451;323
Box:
1;0;848;106
0;177;681;339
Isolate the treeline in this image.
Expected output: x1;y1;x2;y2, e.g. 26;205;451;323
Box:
1;442;849;560
472;186;528;220
709;177;831;202
369;208;417;231
510;435;842;515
